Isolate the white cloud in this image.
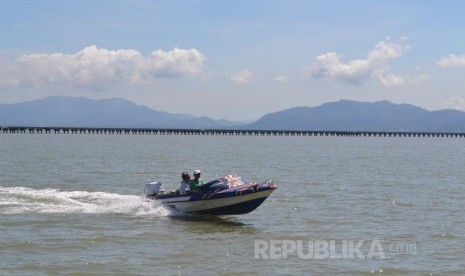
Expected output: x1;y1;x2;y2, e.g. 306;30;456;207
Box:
375;71;428;86
374;71;405;86
0;46;205;88
227;69;254;84
273;76;288;83
437;54;465;67
307;37;422;86
441;97;465;111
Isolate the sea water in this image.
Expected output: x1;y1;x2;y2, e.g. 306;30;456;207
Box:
1;134;464;275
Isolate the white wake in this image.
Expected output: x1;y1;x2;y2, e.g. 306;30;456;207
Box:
0;186;171;216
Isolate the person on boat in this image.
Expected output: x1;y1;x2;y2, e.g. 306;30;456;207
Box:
189;169;205;191
179;172;191;195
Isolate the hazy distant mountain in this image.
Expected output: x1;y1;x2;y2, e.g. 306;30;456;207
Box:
2;97;465;132
244;100;465;132
0;96;238;128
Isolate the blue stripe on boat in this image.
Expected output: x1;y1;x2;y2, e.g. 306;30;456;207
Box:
194;196;269;215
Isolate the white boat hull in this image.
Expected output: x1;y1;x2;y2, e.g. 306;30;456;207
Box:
158;189;274;213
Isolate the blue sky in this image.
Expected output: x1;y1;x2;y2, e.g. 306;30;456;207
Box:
1;1;465;120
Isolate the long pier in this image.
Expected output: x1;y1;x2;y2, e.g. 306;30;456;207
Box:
1;126;465;138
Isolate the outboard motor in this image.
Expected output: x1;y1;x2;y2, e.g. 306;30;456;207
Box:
144;181;165;197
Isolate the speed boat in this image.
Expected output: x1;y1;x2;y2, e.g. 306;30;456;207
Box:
144;175;277;215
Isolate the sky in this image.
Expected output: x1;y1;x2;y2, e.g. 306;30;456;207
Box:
1;0;465;121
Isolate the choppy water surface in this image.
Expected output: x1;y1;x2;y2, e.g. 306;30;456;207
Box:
1;134;464;275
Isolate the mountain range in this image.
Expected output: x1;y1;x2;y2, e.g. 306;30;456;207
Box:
1;96;465;132
0;96;237;129
245;100;465;132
